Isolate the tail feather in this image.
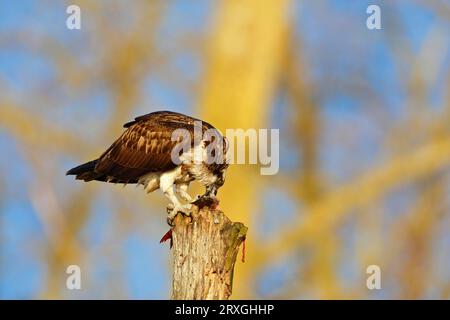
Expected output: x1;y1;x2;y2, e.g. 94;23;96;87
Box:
66;159;100;181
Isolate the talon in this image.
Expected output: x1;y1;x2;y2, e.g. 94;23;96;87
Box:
166;204;192;225
176;204;192;215
167;216;175;227
167;203;175;211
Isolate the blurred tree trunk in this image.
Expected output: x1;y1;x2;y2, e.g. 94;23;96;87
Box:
171;205;247;300
199;0;291;298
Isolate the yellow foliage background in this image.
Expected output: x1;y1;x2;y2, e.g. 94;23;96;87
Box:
0;0;449;299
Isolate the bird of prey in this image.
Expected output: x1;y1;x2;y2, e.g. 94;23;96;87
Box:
66;111;228;224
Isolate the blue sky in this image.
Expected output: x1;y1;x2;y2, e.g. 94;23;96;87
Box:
1;1;449;299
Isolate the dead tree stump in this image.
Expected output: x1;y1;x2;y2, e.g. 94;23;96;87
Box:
170;201;247;300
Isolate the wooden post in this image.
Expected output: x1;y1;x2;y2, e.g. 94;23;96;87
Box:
170;202;247;300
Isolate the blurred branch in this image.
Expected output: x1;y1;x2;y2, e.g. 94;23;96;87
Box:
415;0;450;21
0;103;86;155
395;175;444;298
256;136;450;265
285;31;340;298
285;34;322;204
26;153;91;298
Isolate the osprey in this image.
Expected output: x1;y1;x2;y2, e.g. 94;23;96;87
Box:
66;111;228;223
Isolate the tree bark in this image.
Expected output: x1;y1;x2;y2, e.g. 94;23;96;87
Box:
170;202;247;300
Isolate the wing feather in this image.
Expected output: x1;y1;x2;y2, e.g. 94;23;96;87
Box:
86;111;221;183
92;111;214;182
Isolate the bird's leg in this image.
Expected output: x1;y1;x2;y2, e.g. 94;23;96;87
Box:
164;186;192;225
176;183;193;203
160;173;192;225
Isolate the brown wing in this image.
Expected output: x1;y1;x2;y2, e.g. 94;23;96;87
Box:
93;111;216;183
123;110;216;131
